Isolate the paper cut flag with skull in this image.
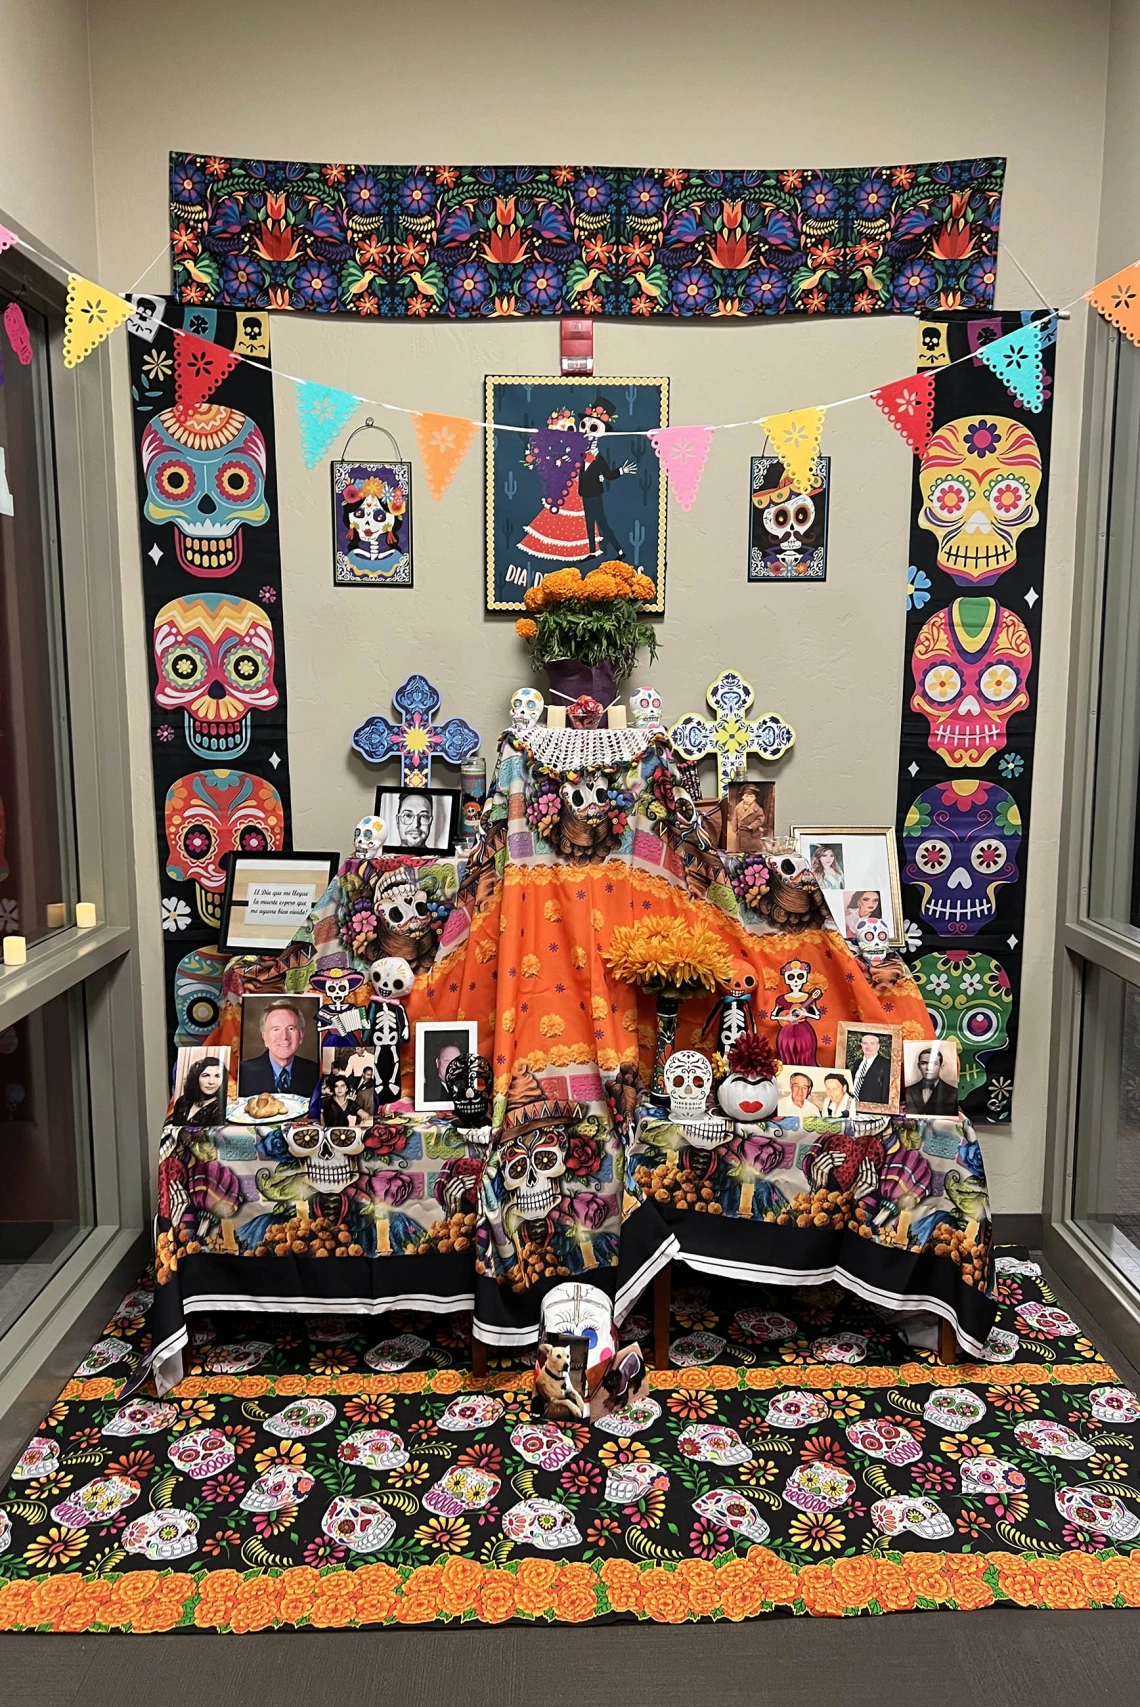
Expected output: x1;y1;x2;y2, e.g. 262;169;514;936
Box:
894;311;1053;1122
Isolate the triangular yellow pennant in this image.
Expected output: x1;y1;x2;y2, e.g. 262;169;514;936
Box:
63;275;134;368
412;410;479;500
758;406;827;494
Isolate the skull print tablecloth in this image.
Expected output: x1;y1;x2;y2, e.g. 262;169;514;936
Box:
628;1109;996;1356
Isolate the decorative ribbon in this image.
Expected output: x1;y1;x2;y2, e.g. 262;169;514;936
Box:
296;382;361;469
758;407;826;494
413;411;479;499
62;276;133;368
871;372;935;455
646;425;714;512
174;331;241;414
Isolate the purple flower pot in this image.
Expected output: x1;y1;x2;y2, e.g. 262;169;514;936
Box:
544;659;617;725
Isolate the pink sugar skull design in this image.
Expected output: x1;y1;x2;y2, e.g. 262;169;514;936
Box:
168;1428;236;1480
423;1465;501;1517
910;597;1032;770
1089;1386;1140;1424
960;1456;1026;1497
262;1399;337;1439
1055;1486;1140;1542
510;1422;579;1471
693;1488;770;1543
240;1465;315;1512
677;1423;752;1466
102;1399;178;1438
11;1437;59;1480
164;769;283;929
870;1496;954;1540
904;777;1022;936
438;1393;504;1431
322;1495;396;1554
1014;1420;1095;1460
845;1418;922;1466
51;1475;141;1528
153;594;278;761
766;1391;829;1430
122;1508;200;1561
811;1332;868;1364
784;1461;856;1515
1016;1301;1080;1338
141;403;269;576
853;916;891;966
733;1307;798;1343
603;1460;670;1503
337;1430;409;1471
918;416;1042;586
501;1498;583;1551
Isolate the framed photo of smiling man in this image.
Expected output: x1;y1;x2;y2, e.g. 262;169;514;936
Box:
377;787;460;855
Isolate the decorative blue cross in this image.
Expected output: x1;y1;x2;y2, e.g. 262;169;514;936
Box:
670;669;795;796
351;675;481;788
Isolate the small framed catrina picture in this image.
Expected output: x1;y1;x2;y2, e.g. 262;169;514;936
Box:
332;459;413;587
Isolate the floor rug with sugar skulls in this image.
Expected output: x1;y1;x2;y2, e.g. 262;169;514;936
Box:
2;1251;1140;1631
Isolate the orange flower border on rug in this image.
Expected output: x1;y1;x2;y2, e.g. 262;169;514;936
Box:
3;1545;1140;1632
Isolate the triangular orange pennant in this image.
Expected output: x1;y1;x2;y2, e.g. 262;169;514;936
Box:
413;411;479;499
1087;262;1140;346
174;331;241;412
870;371;936;455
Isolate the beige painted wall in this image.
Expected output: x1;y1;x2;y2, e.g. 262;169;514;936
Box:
0;0;98;271
80;0;1109;1209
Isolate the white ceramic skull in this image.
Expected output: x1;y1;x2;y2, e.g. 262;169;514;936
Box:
369;956;415;998
284;1123;365;1193
666;1050;714;1122
501;1127;567;1218
629;685;664;731
853;917;891;966
510;687;545;732
354;815;386;858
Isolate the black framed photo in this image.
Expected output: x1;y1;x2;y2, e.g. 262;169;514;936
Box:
219;850;340;954
332;459;413;587
377;787;460;855
415;1020;479;1113
748;454;831;582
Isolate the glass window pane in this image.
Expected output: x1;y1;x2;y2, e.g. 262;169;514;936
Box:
1073;962;1140;1291
0;294;78;947
0;987;93;1338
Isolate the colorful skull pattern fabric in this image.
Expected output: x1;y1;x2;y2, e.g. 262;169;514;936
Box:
896;315;1053;1120
3;1254;1140;1632
128;306;292;1058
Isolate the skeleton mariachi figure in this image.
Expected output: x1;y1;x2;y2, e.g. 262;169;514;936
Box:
702;974;758;1058
366;957;414;1105
311;965;367;1047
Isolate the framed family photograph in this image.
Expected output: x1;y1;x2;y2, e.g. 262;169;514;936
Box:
902;1038;961;1116
775;1065;856;1121
377;787;460;855
238;994;321;1101
835;1022;904;1116
414;1020;478;1113
748;454;831;582
219;850;340;954
320;1046;377;1127
170;1045;230;1125
791;827;905;947
723;780;776;853
332;460;413;587
484;375;668;612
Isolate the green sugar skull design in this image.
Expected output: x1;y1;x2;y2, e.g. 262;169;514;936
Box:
912;950;1012;1099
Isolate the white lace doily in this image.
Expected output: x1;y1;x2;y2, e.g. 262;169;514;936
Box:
522;724;651;771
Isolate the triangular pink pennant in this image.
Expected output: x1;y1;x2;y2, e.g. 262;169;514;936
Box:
870;371;935;455
0;225;18;259
174;331;240;413
646;425;714;512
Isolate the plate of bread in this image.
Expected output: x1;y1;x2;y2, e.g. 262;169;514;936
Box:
225;1092;312;1125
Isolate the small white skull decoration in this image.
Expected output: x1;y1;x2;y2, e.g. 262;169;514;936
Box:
853;917;891;967
666;1050;714;1122
369;956;415;999
510;687;545;733
630;686;664;732
354;815;386;858
502;1127;567;1219
285;1124;365;1193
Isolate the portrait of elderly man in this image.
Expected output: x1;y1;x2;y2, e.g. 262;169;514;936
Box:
239;997;320;1097
904;1041;959;1115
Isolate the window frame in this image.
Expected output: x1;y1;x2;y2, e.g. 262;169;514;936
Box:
0;216;147;1409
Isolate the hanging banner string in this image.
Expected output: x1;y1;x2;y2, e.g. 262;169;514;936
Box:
1;220;1115;439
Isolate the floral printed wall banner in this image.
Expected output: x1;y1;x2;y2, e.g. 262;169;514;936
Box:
893;312;1055;1122
127;300;294;1061
169;154;1005;320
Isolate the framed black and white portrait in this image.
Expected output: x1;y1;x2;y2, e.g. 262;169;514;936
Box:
378;787;460;855
414;1020;478;1113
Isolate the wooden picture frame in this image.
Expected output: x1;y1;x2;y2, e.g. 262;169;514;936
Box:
835;1021;904;1116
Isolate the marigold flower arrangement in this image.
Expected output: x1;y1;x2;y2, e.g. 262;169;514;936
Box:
514;560;658;680
604;915;735;1096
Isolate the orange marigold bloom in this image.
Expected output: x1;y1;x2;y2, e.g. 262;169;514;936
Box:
832;1555;878;1610
994;1554;1042;1607
310;1593;357;1629
707;1364;740;1390
908;1558;952;1604
1075;1556;1124;1606
717;1558;764;1621
795;1563;846;1618
515;618;538;640
750;1547;797;1607
394;1564;442;1625
1112;1556;1140;1606
475;1569;518;1624
273;1374;306;1396
523;585;543;611
432;1369;463;1394
871;1561;916;1613
515;1556;559;1616
552;1562;599;1623
630;573;657;601
438;1555;485;1617
600;1556;643;1613
677;1558;720;1617
638;1567;689;1624
1035;1559;1091;1611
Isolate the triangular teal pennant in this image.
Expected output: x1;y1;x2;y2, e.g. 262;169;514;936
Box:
976;319;1049;413
296;381;361;468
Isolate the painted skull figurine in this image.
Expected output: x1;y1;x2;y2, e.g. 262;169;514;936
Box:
173;945;228;1048
284;1124;365;1194
164;769;284;928
141;403;270;576
913;951;1012;1099
369;956;415;1000
510;687;545;733
666;1050;714;1122
910;597;1032;770
918;415;1042;586
443;1052;493;1129
904;778;1022;937
153;593;278;760
354;815;386;858
502;1128;568;1220
853;917;891;966
629;686;664;732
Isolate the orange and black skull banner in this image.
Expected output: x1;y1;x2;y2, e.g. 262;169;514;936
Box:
126;299;293;1061
894;311;1055;1121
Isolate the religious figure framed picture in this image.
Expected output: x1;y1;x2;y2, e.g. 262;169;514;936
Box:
332;459;413;587
791;826;905;947
835;1021;904;1116
377;787;460;855
415;1020;479;1113
484;375;668;612
219;850;340;954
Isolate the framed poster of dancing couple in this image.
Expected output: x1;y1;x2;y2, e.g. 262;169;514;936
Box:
484;375;668;612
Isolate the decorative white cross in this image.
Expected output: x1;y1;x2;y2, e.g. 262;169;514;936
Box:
670;669;795;795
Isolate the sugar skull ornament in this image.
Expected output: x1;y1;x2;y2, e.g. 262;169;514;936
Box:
141;403;270;576
629;685;664;732
443;1051;492;1129
910;597;1032;770
509;687;545;734
904;778;1022;936
153;594;278;760
164;768;284;928
665;1050;714;1122
853;917;891;967
354;815;386;858
918;415;1042;586
913;950;1012;1099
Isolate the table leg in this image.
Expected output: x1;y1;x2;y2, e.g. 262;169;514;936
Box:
472;1337;487;1379
939;1318;958;1365
653;1263;671;1370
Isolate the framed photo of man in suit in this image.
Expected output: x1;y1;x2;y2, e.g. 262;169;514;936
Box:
238;994;322;1099
835;1022;903;1116
902;1038;960;1116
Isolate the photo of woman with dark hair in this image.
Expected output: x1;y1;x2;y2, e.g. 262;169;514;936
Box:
170;1053;228;1126
810;843;845;889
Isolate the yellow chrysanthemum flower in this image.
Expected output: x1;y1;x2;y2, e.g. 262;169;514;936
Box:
603;915;735;994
